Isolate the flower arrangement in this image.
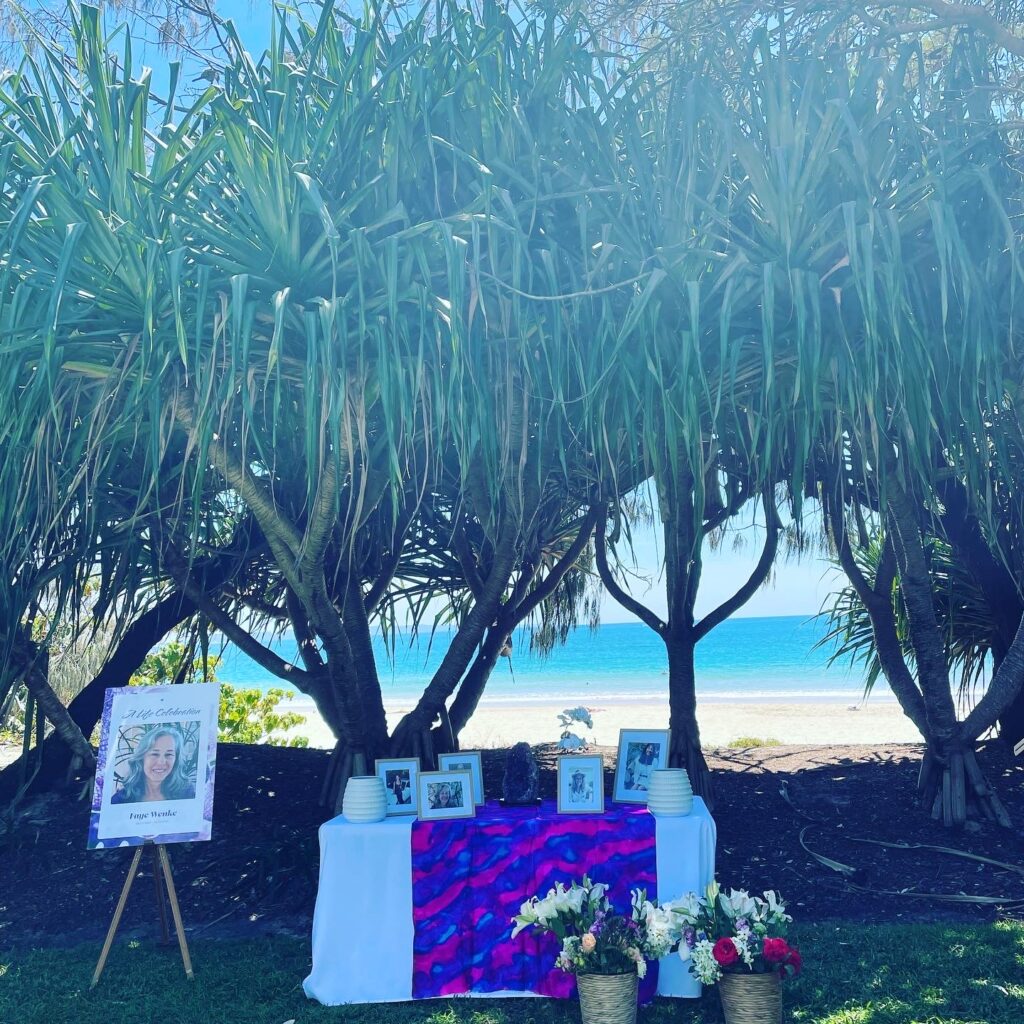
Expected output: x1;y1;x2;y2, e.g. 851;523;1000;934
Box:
511;877;687;978
673;882;802;985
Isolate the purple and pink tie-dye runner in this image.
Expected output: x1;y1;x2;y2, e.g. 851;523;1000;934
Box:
411;800;658;1001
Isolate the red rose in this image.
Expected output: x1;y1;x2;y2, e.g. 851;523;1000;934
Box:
712;938;739;967
762;938;789;964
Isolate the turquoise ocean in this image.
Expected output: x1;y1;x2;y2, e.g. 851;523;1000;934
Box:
217;614;891;707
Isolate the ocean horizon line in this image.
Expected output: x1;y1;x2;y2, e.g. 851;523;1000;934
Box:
277;688;891;709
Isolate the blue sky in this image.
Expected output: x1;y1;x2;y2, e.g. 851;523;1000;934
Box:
608;488;842;624
78;1;843;623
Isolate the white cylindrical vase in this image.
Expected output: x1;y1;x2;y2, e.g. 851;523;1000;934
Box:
646;768;693;816
342;776;388;823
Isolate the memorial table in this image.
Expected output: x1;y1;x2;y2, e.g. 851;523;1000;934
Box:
303;798;715;1006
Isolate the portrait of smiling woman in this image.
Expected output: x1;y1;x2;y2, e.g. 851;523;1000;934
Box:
110;724;198;804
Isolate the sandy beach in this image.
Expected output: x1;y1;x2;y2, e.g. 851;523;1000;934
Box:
283;695;923;749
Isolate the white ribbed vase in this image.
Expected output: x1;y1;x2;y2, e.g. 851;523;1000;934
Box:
342;776;388;823
646;769;693;817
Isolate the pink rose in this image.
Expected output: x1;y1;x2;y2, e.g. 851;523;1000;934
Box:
581;932;597;953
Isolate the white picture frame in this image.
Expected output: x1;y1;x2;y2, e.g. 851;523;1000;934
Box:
612;728;671;803
557;755;604;814
437;750;484;805
375;757;420;816
416;770;476;820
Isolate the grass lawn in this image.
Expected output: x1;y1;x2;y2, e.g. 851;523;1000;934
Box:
1;922;1021;1024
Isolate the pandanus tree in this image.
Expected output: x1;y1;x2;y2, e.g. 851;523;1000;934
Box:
822;458;1024;751
717;40;1024;824
0;4;229;790
583;64;802;804
0;1;645;805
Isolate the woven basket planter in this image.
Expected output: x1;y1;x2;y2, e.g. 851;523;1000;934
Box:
718;971;783;1024
576;971;638;1024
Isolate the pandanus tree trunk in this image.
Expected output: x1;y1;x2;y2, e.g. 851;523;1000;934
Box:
825;467;1019;827
594;480;781;811
447;623;511;738
937;479;1024;749
887;472;1016;827
665;631;712;801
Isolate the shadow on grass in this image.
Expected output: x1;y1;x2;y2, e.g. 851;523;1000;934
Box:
1;922;1021;1024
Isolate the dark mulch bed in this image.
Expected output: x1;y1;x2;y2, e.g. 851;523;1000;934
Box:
0;741;1021;950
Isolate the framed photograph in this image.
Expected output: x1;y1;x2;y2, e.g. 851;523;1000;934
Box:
88;683;220;849
437;750;484;805
417;770;476;820
375;757;420;816
557;755;604;814
613;728;671;803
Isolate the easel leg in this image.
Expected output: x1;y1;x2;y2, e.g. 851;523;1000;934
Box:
91;846;145;989
150;844;171;945
158;844;194;980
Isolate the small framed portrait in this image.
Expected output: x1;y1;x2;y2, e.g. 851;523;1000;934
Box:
375;757;420;816
613;729;671;803
417;770;476;820
557;755;604;814
437;751;484;805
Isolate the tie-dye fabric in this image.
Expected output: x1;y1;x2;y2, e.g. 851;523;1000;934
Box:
411;800;658;1001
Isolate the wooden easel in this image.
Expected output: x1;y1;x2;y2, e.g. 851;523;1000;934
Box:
91;841;194;987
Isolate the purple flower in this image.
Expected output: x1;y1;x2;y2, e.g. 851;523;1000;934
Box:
736;918;750;932
683;927;696;947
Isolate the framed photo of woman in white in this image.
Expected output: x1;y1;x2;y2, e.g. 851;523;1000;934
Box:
557;755;604;814
612;728;670;803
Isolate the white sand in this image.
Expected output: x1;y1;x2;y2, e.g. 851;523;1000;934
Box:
282;696;923;749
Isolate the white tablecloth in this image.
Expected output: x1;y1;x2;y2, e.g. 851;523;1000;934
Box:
303;798;716;1005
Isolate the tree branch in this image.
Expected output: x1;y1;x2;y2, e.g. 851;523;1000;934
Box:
175;570;312;689
172;391;303;567
694;489;780;642
884;467;960;743
364;498;419;614
823;481;930;736
516;508;600;622
451;516;487;601
19;652;95;769
298;456;339;576
594;509;667;636
959;611;1024;742
887;0;1024;60
286;586;326;674
703;474;748;536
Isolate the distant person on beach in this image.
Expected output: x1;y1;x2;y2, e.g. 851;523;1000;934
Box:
111;725;196;804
